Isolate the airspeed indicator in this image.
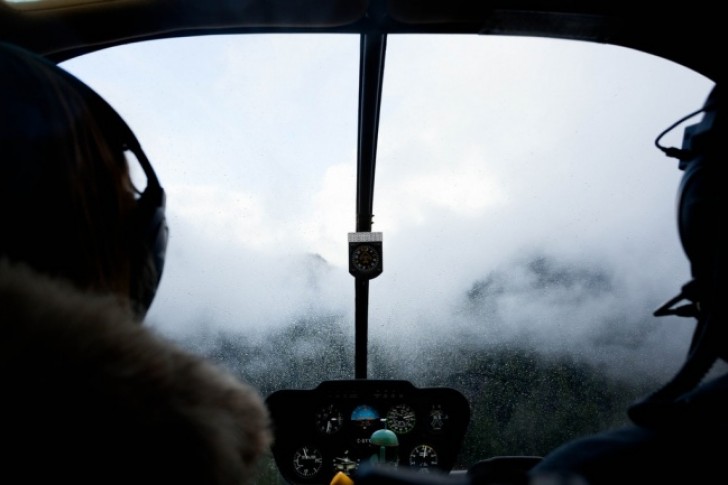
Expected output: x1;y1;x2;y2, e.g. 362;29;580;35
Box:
386;403;416;435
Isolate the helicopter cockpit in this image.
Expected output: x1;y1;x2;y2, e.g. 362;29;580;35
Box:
1;1;723;484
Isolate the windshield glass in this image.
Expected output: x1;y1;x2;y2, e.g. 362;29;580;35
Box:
62;33;715;480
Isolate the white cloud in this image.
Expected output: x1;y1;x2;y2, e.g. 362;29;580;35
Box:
63;33;716;380
306;162;356;267
167;184;272;249
386;152;505;224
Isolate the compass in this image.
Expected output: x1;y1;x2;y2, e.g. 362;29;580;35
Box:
348;232;383;279
292;446;324;478
352;244;380;273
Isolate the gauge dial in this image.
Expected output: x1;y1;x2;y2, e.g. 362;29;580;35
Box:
292;446;324;478
315;404;343;435
351;404;380;430
352;245;380;272
333;453;359;475
428;404;449;432
409;444;438;469
386;403;416;435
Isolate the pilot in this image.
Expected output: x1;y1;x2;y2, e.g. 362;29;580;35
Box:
0;42;271;484
528;85;725;484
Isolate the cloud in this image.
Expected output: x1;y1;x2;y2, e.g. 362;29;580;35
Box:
168;184;271;248
62;33;715;384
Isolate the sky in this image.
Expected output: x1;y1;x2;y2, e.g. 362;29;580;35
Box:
62;33;716;382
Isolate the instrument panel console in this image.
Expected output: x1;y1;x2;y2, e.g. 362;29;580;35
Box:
266;380;470;484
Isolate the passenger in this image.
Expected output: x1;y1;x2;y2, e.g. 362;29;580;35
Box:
529;86;725;484
0;42;271;485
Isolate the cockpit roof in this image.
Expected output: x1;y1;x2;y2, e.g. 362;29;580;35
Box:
0;0;723;82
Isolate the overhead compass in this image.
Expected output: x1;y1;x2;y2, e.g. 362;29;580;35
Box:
352;245;380;273
348;232;383;279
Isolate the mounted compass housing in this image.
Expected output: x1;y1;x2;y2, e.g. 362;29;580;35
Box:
348;232;383;279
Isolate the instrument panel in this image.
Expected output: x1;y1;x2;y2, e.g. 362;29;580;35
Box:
266;380;470;484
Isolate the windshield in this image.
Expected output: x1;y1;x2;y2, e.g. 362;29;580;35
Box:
62;33;715;481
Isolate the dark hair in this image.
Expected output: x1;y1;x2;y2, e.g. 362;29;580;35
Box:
0;42;136;301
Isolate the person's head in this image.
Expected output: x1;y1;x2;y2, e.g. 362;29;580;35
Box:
0;43;272;484
0;42;167;318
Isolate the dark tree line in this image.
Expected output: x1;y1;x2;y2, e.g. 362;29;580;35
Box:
176;322;656;469
168;253;663;481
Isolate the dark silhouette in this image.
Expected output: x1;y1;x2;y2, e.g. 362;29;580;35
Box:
0;42;271;485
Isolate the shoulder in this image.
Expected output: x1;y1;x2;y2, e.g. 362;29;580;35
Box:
0;258;271;484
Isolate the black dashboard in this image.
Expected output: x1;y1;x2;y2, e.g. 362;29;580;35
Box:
266;380;471;484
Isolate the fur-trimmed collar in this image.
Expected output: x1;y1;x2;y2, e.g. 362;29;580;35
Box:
1;259;271;484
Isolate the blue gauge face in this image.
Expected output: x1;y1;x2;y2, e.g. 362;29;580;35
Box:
351;404;379;430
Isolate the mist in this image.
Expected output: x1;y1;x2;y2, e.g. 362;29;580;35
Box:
62;33;716;389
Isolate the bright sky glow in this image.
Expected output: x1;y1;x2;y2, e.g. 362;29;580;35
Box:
62;33;715;381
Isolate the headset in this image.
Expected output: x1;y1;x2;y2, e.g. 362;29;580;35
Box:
628;85;724;426
76;76;169;319
121;133;169;319
0;42;169;318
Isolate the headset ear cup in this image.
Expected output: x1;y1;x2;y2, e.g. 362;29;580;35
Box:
130;185;168;319
676;85;726;357
3;41;170;319
630;88;724;422
676;87;719;278
677;155;711;279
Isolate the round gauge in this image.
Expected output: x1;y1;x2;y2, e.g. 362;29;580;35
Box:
386;403;416;435
350;404;380;430
352;245;380;272
292;446;324;478
333;454;359;475
409;444;438;469
315;404;343;435
428;404;449;432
